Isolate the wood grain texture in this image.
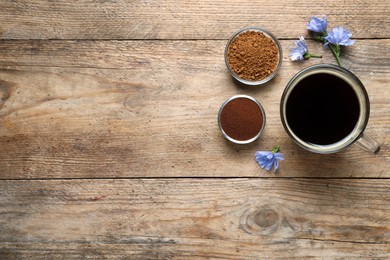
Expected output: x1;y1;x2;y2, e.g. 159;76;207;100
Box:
0;39;388;179
0;0;389;40
0;179;389;258
0;0;389;258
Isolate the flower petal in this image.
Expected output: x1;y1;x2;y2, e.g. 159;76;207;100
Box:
324;26;355;46
289;48;305;61
256;149;284;173
307;16;327;33
274;152;284;160
256;151;272;157
257;159;268;168
289;36;308;61
265;158;274;171
273;159;279;172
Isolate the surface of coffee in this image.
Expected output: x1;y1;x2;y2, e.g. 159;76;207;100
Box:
286;73;360;145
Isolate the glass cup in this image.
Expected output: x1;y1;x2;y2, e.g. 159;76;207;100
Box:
224;27;283;86
280;64;380;154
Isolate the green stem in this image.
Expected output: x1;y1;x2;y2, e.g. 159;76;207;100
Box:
304;53;322;59
313;35;324;42
329;44;342;67
312;31;327;42
272;146;280;153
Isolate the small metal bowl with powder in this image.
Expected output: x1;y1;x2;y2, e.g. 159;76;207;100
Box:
225;27;282;86
218;95;266;144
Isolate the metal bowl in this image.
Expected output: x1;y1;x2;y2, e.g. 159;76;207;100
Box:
218;95;266;144
224;27;282;86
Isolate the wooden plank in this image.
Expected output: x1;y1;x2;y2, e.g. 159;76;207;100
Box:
0;39;389;73
0;0;389;40
0;39;388;179
0;179;389;258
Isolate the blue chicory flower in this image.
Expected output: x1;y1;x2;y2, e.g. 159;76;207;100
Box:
289;36;322;61
323;26;355;47
307;16;327;33
289;36;308;61
255;146;284;173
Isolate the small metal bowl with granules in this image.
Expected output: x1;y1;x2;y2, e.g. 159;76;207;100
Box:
225;27;282;86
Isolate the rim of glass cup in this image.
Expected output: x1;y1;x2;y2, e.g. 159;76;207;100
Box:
218;95;266;144
280;64;370;154
224;27;283;86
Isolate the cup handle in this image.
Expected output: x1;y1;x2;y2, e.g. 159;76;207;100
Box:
354;133;380;153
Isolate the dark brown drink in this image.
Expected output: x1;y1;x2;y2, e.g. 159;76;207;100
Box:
286;73;360;145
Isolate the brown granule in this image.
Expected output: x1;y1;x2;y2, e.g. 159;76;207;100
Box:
227;31;279;81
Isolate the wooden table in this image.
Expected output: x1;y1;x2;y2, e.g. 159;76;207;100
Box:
0;1;389;258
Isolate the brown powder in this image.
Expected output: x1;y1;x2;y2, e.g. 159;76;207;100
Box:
227;31;279;81
220;97;264;141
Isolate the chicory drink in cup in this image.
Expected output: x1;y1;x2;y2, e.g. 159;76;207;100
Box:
280;64;380;154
